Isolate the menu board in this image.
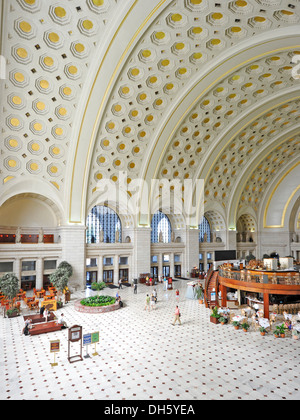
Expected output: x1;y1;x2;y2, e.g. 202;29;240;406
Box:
50;340;60;353
68;325;82;342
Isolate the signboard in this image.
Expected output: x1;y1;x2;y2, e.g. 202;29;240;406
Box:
50;340;60;353
91;331;99;356
68;325;83;363
69;325;82;342
91;331;99;344
83;333;92;346
50;340;60;367
83;333;92;359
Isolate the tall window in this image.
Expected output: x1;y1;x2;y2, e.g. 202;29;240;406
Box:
151;211;172;243
86;206;122;244
199;216;211;243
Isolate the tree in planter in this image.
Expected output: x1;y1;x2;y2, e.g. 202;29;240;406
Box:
91;282;106;295
0;273;20;312
57;261;73;278
49;263;72;305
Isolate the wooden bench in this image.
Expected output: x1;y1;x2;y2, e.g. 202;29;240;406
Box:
24;313;55;324
29;321;63;336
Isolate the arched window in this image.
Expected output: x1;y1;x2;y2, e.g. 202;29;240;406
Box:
151;211;172;243
86;206;122;244
199;216;211;243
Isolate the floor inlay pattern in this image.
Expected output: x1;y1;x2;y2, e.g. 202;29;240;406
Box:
1;280;299;400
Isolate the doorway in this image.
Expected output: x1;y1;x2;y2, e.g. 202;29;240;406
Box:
163;266;170;277
103;270;114;283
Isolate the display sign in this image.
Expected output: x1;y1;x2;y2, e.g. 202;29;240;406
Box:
68;325;83;363
69;325;82;342
83;333;92;346
50;340;60;353
83;333;92;359
91;331;99;344
91;331;99;356
50;340;60;367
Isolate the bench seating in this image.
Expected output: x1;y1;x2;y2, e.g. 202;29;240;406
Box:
24;313;55;324
29;321;63;336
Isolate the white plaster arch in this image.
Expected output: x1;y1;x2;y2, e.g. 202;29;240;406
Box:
259;159;300;230
0;177;64;225
65;0;170;225
227;125;300;229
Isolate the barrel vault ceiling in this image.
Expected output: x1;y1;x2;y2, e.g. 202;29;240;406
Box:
0;0;300;227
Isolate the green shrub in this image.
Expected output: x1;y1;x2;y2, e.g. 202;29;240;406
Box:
80;295;116;307
91;282;106;291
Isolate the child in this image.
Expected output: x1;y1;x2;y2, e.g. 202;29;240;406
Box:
175;289;180;300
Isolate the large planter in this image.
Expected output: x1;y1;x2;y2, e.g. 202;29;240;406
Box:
210;316;219;324
292;335;299;340
7;311;19;318
75;299;120;314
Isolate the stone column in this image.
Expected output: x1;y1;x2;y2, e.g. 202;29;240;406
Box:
98;255;103;283
114;254;119;285
131;227;151;279
158;253;163;279
14;258;22;288
36;257;43;290
59;225;86;290
183;228;200;277
170;253;175;278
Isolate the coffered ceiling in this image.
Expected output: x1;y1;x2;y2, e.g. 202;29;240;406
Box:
1;0;299;227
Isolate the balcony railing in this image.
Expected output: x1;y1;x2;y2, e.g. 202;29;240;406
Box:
218;268;300;286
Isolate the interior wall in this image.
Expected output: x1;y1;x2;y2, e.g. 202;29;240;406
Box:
0;196;58;228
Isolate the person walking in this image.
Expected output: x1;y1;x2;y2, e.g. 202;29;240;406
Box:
144;294;150;311
150;294;156;310
134;283;137;294
172;305;181;326
118;278;123;289
153;288;157;303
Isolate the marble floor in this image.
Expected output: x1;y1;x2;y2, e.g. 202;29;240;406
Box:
0;279;299;401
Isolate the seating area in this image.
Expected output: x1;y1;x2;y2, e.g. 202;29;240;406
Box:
216;304;300;336
0;284;61;317
29;320;63;336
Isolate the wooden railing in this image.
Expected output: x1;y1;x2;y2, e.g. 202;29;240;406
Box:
204;265;214;308
218;268;300;286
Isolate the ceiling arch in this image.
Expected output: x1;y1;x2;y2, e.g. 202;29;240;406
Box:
84;0;300;225
227;127;300;228
1;0;300;229
261;160;300;229
138;36;300;225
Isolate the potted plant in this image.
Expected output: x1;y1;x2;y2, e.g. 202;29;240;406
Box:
259;327;267;336
274;324;285;338
219;316;228;325
0;273;20;313
6;307;20;318
210;306;220;324
49;261;73;304
241;322;250;332
195;285;204;304
292;329;300;340
232;321;240;330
